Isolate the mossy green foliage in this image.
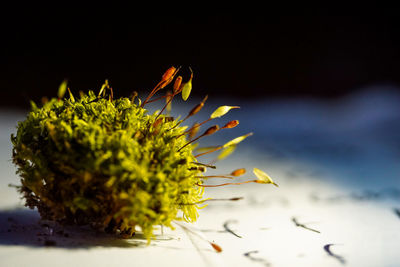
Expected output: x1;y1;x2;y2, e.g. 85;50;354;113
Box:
11;90;204;240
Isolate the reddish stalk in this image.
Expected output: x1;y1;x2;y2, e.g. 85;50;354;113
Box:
177;197;243;205
173;221;223;253
195;175;235;179
196;180;257;187
178;134;204;152
174;117;212;139
178;125;219;152
155;92;176;120
185;118;212;133
141;83;162;108
144;94;168;104
194;146;223;158
169;95;209;132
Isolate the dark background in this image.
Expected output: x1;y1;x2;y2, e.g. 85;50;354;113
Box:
1;5;400;108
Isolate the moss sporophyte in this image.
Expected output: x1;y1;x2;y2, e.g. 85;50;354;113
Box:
11;66;278;251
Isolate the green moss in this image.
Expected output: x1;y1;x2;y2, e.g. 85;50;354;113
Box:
11;90;204;240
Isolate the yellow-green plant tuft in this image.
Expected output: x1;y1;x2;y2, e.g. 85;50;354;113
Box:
11;66;277;246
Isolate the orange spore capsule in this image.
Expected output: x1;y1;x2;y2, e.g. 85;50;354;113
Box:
211;242;223;253
222;120;239;129
203;125;220;136
173;76;183;93
161;66;177;82
188;103;204;117
231;168;246;176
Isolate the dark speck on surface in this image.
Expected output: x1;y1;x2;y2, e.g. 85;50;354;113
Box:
393;208;400;219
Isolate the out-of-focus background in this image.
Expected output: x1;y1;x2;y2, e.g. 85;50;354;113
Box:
1;5;399;267
2;5;400;106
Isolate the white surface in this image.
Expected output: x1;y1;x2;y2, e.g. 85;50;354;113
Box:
1;87;400;267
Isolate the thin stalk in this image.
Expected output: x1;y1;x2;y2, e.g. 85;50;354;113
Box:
142;83;162;107
173;221;222;253
177;197;243;205
194;146;223;158
155;92;175;120
144;94;168;104
196;180;257;187
195;175;234;179
185;118;212;134
178;125;219;152
178;134;205;152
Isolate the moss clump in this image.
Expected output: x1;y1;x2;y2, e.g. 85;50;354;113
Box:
11;67;276;246
11;90;203;239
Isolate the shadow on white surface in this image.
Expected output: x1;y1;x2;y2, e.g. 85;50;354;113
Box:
0;207;153;248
